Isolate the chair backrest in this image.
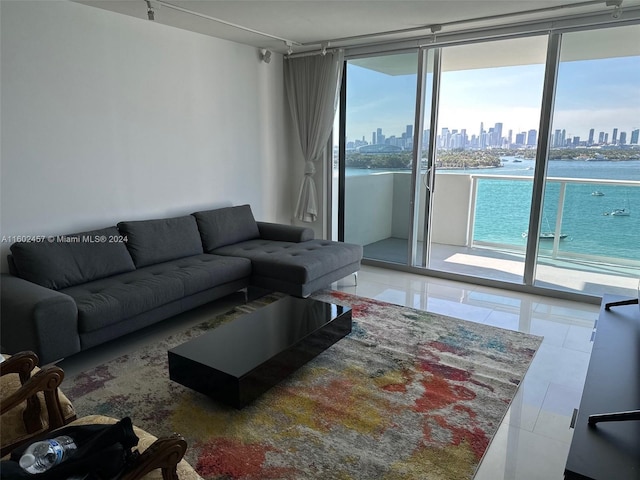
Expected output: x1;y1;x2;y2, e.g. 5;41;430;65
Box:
0;351;77;457
0;351;202;480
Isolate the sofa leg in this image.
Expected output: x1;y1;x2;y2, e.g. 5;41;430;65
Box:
241;288;249;303
353;272;358;286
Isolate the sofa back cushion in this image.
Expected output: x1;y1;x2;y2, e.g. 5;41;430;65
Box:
192;205;260;251
10;227;136;290
117;215;203;268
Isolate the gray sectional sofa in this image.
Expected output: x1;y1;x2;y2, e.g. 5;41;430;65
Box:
1;205;362;364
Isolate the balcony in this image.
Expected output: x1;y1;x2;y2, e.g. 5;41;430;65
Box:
344;170;640;299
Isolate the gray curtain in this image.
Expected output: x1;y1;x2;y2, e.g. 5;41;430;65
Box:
284;51;344;222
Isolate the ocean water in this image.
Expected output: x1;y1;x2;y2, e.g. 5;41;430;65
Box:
347;158;640;262
469;157;640;262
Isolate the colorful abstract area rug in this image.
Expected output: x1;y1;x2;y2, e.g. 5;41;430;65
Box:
65;291;542;480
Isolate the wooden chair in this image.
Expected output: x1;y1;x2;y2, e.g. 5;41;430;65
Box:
1;351;202;480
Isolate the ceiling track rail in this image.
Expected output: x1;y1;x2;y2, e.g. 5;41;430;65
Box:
302;0;615;47
342;6;640;59
151;0;302;46
146;0;629;55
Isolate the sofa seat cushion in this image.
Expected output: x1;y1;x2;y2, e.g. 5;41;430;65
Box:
212;239;363;285
61;254;251;333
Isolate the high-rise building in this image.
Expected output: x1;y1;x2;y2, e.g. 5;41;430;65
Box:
604;133;609;144
494;123;503;147
631;129;639;145
598;131;605;143
612;128;618;144
403;125;413;149
553;129;562;147
619;132;627;145
372;131;376;145
376;128;385;145
515;132;526;145
588;129;594;145
527;129;537;146
441;127;450;149
480;131;487;149
422;129;430;150
451;130;464;149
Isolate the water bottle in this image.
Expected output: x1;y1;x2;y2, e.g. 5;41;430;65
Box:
19;435;77;474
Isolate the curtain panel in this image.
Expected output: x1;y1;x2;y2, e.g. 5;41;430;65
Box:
284;51;344;222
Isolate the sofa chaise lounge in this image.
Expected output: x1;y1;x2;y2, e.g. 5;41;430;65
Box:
1;205;362;364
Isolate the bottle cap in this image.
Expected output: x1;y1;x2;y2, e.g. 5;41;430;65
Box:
19;453;36;468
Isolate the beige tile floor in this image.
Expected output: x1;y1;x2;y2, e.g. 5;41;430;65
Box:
60;264;599;479
364;237;640;299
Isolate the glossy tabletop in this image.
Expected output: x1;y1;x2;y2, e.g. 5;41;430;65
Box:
168;295;352;408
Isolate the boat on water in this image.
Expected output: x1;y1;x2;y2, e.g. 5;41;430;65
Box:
513;159;522;163
608;208;630;216
522;231;568;240
540;232;568;239
591;191;604;196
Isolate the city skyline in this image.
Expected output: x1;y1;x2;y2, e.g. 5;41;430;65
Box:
344;51;639;149
346;122;640;151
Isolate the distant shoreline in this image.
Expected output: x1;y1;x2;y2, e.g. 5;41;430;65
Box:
345;149;640;170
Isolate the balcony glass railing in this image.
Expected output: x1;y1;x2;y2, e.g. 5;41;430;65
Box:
470;174;640;267
345;167;640;296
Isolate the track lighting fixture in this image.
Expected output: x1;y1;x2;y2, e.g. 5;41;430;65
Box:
145;0;160;21
606;0;623;17
260;49;272;63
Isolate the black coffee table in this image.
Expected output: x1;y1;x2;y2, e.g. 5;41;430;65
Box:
168;296;352;408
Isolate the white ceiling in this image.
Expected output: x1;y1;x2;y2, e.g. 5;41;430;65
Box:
73;0;640;54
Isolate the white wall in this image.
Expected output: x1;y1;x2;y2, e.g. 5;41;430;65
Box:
430;173;472;246
344;173;394;245
0;1;293;270
343;171;472;248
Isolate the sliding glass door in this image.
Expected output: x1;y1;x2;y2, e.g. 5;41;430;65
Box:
426;36;548;281
339;23;640;300
534;25;640;296
343;53;418;264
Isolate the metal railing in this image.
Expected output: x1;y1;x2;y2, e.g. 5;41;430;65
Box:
467;173;640;267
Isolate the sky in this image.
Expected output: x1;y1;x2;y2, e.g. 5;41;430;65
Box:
345;54;640;144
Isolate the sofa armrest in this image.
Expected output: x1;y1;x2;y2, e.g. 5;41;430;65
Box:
1;274;80;364
257;222;315;243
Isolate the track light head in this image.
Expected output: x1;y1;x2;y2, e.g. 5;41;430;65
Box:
606;0;623;17
145;0;160;21
260;49;272;63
